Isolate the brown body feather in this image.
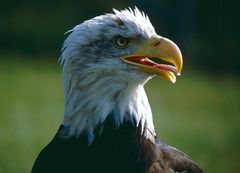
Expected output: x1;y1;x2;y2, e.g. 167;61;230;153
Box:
138;121;204;173
32;115;204;173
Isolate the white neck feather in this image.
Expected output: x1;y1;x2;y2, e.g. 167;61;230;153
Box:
62;67;156;142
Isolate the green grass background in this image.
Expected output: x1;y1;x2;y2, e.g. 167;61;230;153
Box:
0;57;239;173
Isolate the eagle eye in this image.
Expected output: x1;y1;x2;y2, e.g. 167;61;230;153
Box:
113;36;130;48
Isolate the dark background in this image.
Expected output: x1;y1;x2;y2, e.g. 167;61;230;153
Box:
0;0;239;74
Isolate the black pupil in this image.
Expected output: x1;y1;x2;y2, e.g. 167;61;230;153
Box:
119;38;125;45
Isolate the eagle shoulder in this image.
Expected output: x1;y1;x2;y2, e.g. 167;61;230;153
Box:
140;129;204;173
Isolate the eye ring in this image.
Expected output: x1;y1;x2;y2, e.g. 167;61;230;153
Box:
113;35;130;48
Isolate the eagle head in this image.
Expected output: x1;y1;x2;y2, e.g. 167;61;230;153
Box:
59;7;183;143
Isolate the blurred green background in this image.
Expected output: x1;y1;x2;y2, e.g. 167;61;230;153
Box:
0;0;239;173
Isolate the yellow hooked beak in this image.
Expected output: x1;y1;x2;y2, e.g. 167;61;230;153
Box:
121;36;183;83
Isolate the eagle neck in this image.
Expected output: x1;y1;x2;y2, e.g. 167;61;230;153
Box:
62;71;156;143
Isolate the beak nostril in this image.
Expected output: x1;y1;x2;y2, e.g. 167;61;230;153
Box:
152;41;161;47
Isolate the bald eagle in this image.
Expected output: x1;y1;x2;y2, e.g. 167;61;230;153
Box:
32;8;203;173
